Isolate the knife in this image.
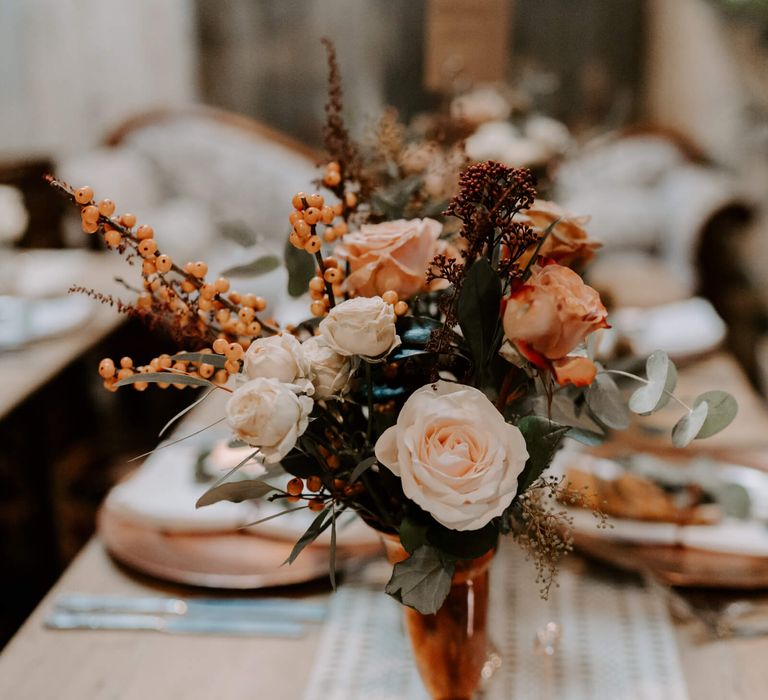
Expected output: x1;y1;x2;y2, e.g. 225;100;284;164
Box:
55;594;327;623
45;611;305;637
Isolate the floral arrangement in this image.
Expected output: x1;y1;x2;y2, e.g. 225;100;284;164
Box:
47;42;737;616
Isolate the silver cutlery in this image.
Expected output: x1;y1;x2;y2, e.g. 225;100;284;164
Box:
45;610;305;637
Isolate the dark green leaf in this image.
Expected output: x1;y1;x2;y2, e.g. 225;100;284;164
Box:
398;516;428;554
349;456;377;484
427;520;498;559
171;352;227;368
284;237;315;297
115;372;215;389
196;479;276;508
221;255;280;278
284;506;334;565
693;390;738;439
241;505;310;528
516;416;569;495
385;545;455;614
457;258;502;374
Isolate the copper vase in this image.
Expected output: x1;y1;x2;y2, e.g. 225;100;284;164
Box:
382;536;495;700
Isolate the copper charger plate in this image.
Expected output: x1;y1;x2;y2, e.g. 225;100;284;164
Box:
574;532;768;588
98;508;382;589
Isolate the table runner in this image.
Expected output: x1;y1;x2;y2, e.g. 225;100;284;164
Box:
304;543;688;700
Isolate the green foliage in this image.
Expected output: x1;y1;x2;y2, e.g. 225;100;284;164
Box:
284;238;316;297
694;390;739;439
586;371;630;430
385;545;456;614
195;479;276;508
171;352;227;368
115;372;215;389
220;255;280;278
457;258;502;382
628;350;677;415
285;506;335;565
516;416;569;495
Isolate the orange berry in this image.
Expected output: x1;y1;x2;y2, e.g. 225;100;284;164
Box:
104;230;122;248
117;367;133;381
310;300;327;317
214;369;229;385
103;378;118;393
304;236;321;254
224;359;240;374
97;199;115;217
289;210;304;225
306;193;324;209
324;268;343;284
142;259;156;276
136;224;154;240
309;288;325;301
293;220;311;238
133;381;148;392
289;232;305;249
138;239;157;257
344;191;357;208
82;220;99;234
327;454;341;470
247;321;262;336
286;478;304;497
213;277;229;294
241;293;257;308
323;228;338;243
238;307;255;323
307;476;323;492
181;279;196;294
228;291;241;304
334;202;344;216
215;309;231;324
137;293;153;309
303;207;321;225
98;358;116;379
323;257;338;269
198;298;213;312
225;342;244;361
320;205;336;224
292;192;307;210
119;213;136;228
254;296;267;312
394;301;409;316
74;186;94;204
308;499;325;512
334;221;348;236
191;261;208;279
212;338;229;354
199;363;215;379
158;354;173;369
327;161;341;173
323;170;341;187
382;290;399;305
156;255;172;273
81;205;99;224
309;277;325;293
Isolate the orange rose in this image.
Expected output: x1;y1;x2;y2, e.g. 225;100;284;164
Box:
337;218;444;299
503;263;608;362
520;200;601;267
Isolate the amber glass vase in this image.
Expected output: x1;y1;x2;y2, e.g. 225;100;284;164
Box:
382;536;495;700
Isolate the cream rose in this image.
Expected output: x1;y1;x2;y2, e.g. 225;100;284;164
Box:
503;263;608;361
336;218;443;299
319;296;401;362
375;381;529;531
302;336;353;399
225;378;313;463
243;333;311;392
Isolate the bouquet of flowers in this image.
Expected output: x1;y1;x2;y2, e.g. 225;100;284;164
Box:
49;41;738;622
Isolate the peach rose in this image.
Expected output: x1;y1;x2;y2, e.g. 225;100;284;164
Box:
503;263;608;362
375;381;528;531
520;200;601;267
336;218;443;299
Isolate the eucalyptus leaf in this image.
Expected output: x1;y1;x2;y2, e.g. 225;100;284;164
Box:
171;352;227;368
196;479;275;508
457;258;502;375
516;416;569;495
284;237;316;297
284;506;334;565
587;372;630;430
692;390;738;439
671;402;709;448
384;545;455;615
115;372;216;389
221;255;280;278
628;351;677;415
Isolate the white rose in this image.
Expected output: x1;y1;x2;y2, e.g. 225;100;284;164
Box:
375;381;529;531
225;378;313;463
319;296;401;363
243;333;311;393
302;336;353;399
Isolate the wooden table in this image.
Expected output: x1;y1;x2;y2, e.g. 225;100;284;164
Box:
2;538;768;700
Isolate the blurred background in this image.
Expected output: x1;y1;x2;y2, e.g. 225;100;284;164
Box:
2;0;768;647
